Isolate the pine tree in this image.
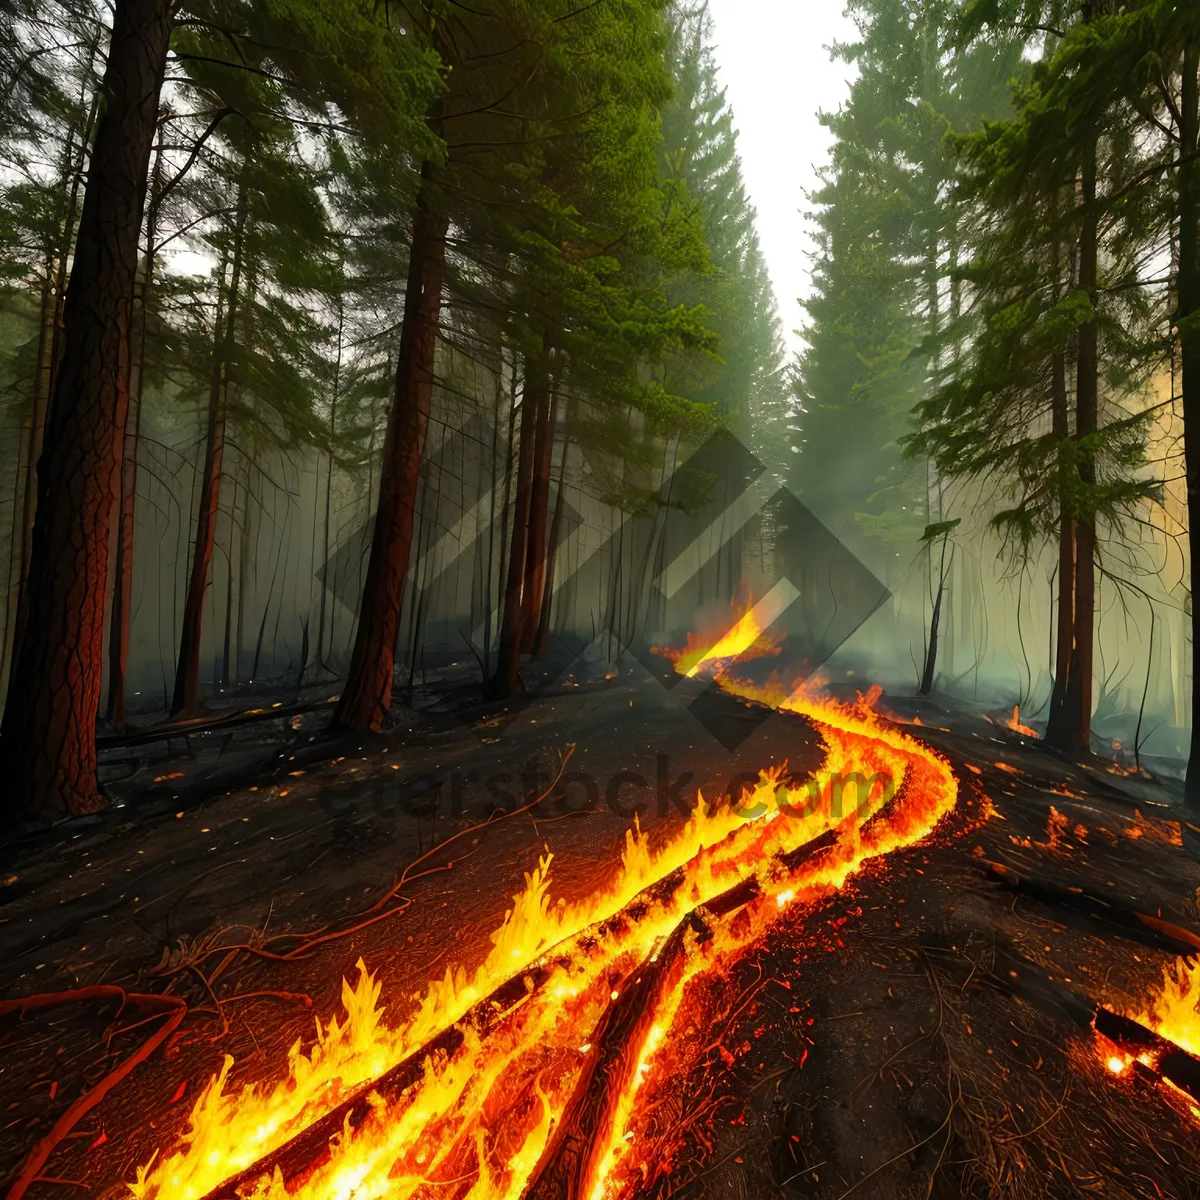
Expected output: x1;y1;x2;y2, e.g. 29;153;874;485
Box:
909;1;1167;751
0;0;173;819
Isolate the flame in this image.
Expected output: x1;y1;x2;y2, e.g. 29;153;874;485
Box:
1007;705;1038;738
1122;957;1200;1059
131;600;958;1200
652;587;789;681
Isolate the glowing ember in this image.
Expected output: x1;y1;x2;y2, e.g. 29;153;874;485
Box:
130;602;958;1200
1106;1055;1128;1075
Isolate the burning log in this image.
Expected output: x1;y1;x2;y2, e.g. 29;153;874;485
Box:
198;870;698;1199
1094;1006;1200;1105
199;977;511;1200
198;821;843;1200
520;919;702;1199
521;878;759;1200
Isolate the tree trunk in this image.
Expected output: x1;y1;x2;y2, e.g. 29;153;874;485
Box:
490;358;544;699
107;135;164;730
171;188;248;717
235;458;255;680
333;161;447;732
533;426;570;659
919;533;948;696
0;0;172;820
1180;44;1200;807
1045;198;1076;751
520;384;556;653
1067;136;1099;757
491;357;520;662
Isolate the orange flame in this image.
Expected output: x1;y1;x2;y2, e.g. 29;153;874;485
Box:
652;588;788;681
1007;705;1038;738
1122;957;1200;1059
131;600;958;1200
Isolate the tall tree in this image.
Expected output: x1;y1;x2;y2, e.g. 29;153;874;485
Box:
0;0;173;818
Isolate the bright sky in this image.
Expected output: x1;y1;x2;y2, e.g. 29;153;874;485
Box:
704;0;857;356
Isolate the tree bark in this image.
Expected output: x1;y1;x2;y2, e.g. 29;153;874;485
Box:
1067;135;1099;756
107;135;164;730
1180;44;1200;807
0;0;172;820
171;187;248;717
490;356;544;699
333;161;447;732
520;384;556;653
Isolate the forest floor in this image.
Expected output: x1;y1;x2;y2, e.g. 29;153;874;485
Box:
1;663;1199;1199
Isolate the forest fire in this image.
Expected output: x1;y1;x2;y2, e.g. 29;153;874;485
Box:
128;611;958;1200
5;0;1200;1195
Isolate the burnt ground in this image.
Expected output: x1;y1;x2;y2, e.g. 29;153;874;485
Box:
0;661;1198;1199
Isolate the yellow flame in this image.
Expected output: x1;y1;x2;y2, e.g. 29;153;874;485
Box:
1124;957;1200;1059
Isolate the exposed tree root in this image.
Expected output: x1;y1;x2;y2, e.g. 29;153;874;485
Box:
0;988;187;1200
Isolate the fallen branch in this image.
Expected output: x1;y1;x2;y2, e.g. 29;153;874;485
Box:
96;698;336;749
977;860;1200;957
523;876;766;1200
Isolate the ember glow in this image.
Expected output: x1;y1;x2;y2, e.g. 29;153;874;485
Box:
1007;705;1038;738
131;605;958;1200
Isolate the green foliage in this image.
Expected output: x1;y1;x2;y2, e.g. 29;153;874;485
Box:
659;2;789;467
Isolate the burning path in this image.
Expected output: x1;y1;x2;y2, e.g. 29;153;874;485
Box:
128;676;959;1200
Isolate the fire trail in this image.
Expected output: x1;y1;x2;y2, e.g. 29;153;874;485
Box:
129;618;960;1200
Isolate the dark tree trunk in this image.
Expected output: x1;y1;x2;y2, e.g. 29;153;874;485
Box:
492;359;520;664
1045;198;1076;751
520;385;556;653
1046;517;1076;749
107;136;164;730
171;189;248;717
316;292;344;671
918;533;948;696
533;426;570;659
333;162;447;732
1180;45;1200;808
490;359;544;699
0;0;172;820
1066;136;1099;757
